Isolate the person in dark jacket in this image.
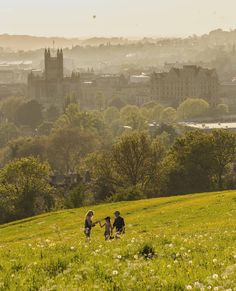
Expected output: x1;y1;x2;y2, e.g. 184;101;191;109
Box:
113;211;125;237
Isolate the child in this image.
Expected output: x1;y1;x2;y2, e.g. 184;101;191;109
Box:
99;216;113;240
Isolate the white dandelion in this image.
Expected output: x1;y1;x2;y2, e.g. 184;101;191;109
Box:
212;274;218;280
112;270;118;276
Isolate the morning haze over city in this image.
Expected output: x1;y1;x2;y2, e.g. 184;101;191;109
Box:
1;0;236;37
0;1;236;290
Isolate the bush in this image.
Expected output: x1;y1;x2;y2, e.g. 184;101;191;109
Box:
139;244;155;259
177;98;209;120
65;184;86;208
0;157;54;223
110;186;146;202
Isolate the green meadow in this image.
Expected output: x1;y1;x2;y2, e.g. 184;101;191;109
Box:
0;191;236;290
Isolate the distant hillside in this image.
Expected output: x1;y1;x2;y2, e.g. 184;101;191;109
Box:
1;28;236;51
0;34;132;51
0;191;235;290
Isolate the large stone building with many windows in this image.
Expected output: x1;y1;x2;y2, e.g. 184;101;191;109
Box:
28;49;81;107
28;49;150;109
151;65;219;106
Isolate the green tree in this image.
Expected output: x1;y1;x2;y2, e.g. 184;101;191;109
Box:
0;123;19;148
211;130;236;189
66;184;86;208
120;105;145;130
120;105;139;118
142;101;158;109
155;123;178;144
95;92;105;110
151;104;164;122
216;104;229;116
112;132;151;186
63;95;78;113
104;107;120;124
38;122;53;136
145;138;166;196
161;131;215;195
81;151;116;201
8;137;47;161
64;103;81;127
53;104;106;136
140;107;150;121
46;105;60;122
86;110;106;136
177;98;209;120
160;107;177;124
123;110;145;130
48;127;99;173
0;97;23;122
111;186;145;202
110;119;123;137
108;97;126;109
15;100;43;129
0;157;54;223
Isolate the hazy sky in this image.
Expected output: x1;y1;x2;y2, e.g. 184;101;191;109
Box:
1;0;236;37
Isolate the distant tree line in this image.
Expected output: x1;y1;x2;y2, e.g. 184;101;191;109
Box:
0;96;234;224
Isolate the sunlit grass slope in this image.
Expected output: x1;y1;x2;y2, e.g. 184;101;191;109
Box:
0;191;236;290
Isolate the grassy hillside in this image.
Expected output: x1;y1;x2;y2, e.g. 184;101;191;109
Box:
0;191;236;290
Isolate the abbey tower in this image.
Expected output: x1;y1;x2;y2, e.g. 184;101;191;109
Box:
28;49;81;107
44;49;63;81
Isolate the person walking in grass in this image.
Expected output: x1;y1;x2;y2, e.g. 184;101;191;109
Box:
113;211;125;238
84;210;98;242
99;216;113;240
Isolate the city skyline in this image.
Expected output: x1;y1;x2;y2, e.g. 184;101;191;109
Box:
1;0;236;38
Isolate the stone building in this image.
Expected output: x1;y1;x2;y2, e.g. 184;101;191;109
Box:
28;49;81;107
151;65;219;106
80;74;127;109
28;49;152;109
80;73;150;108
0;83;26;101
